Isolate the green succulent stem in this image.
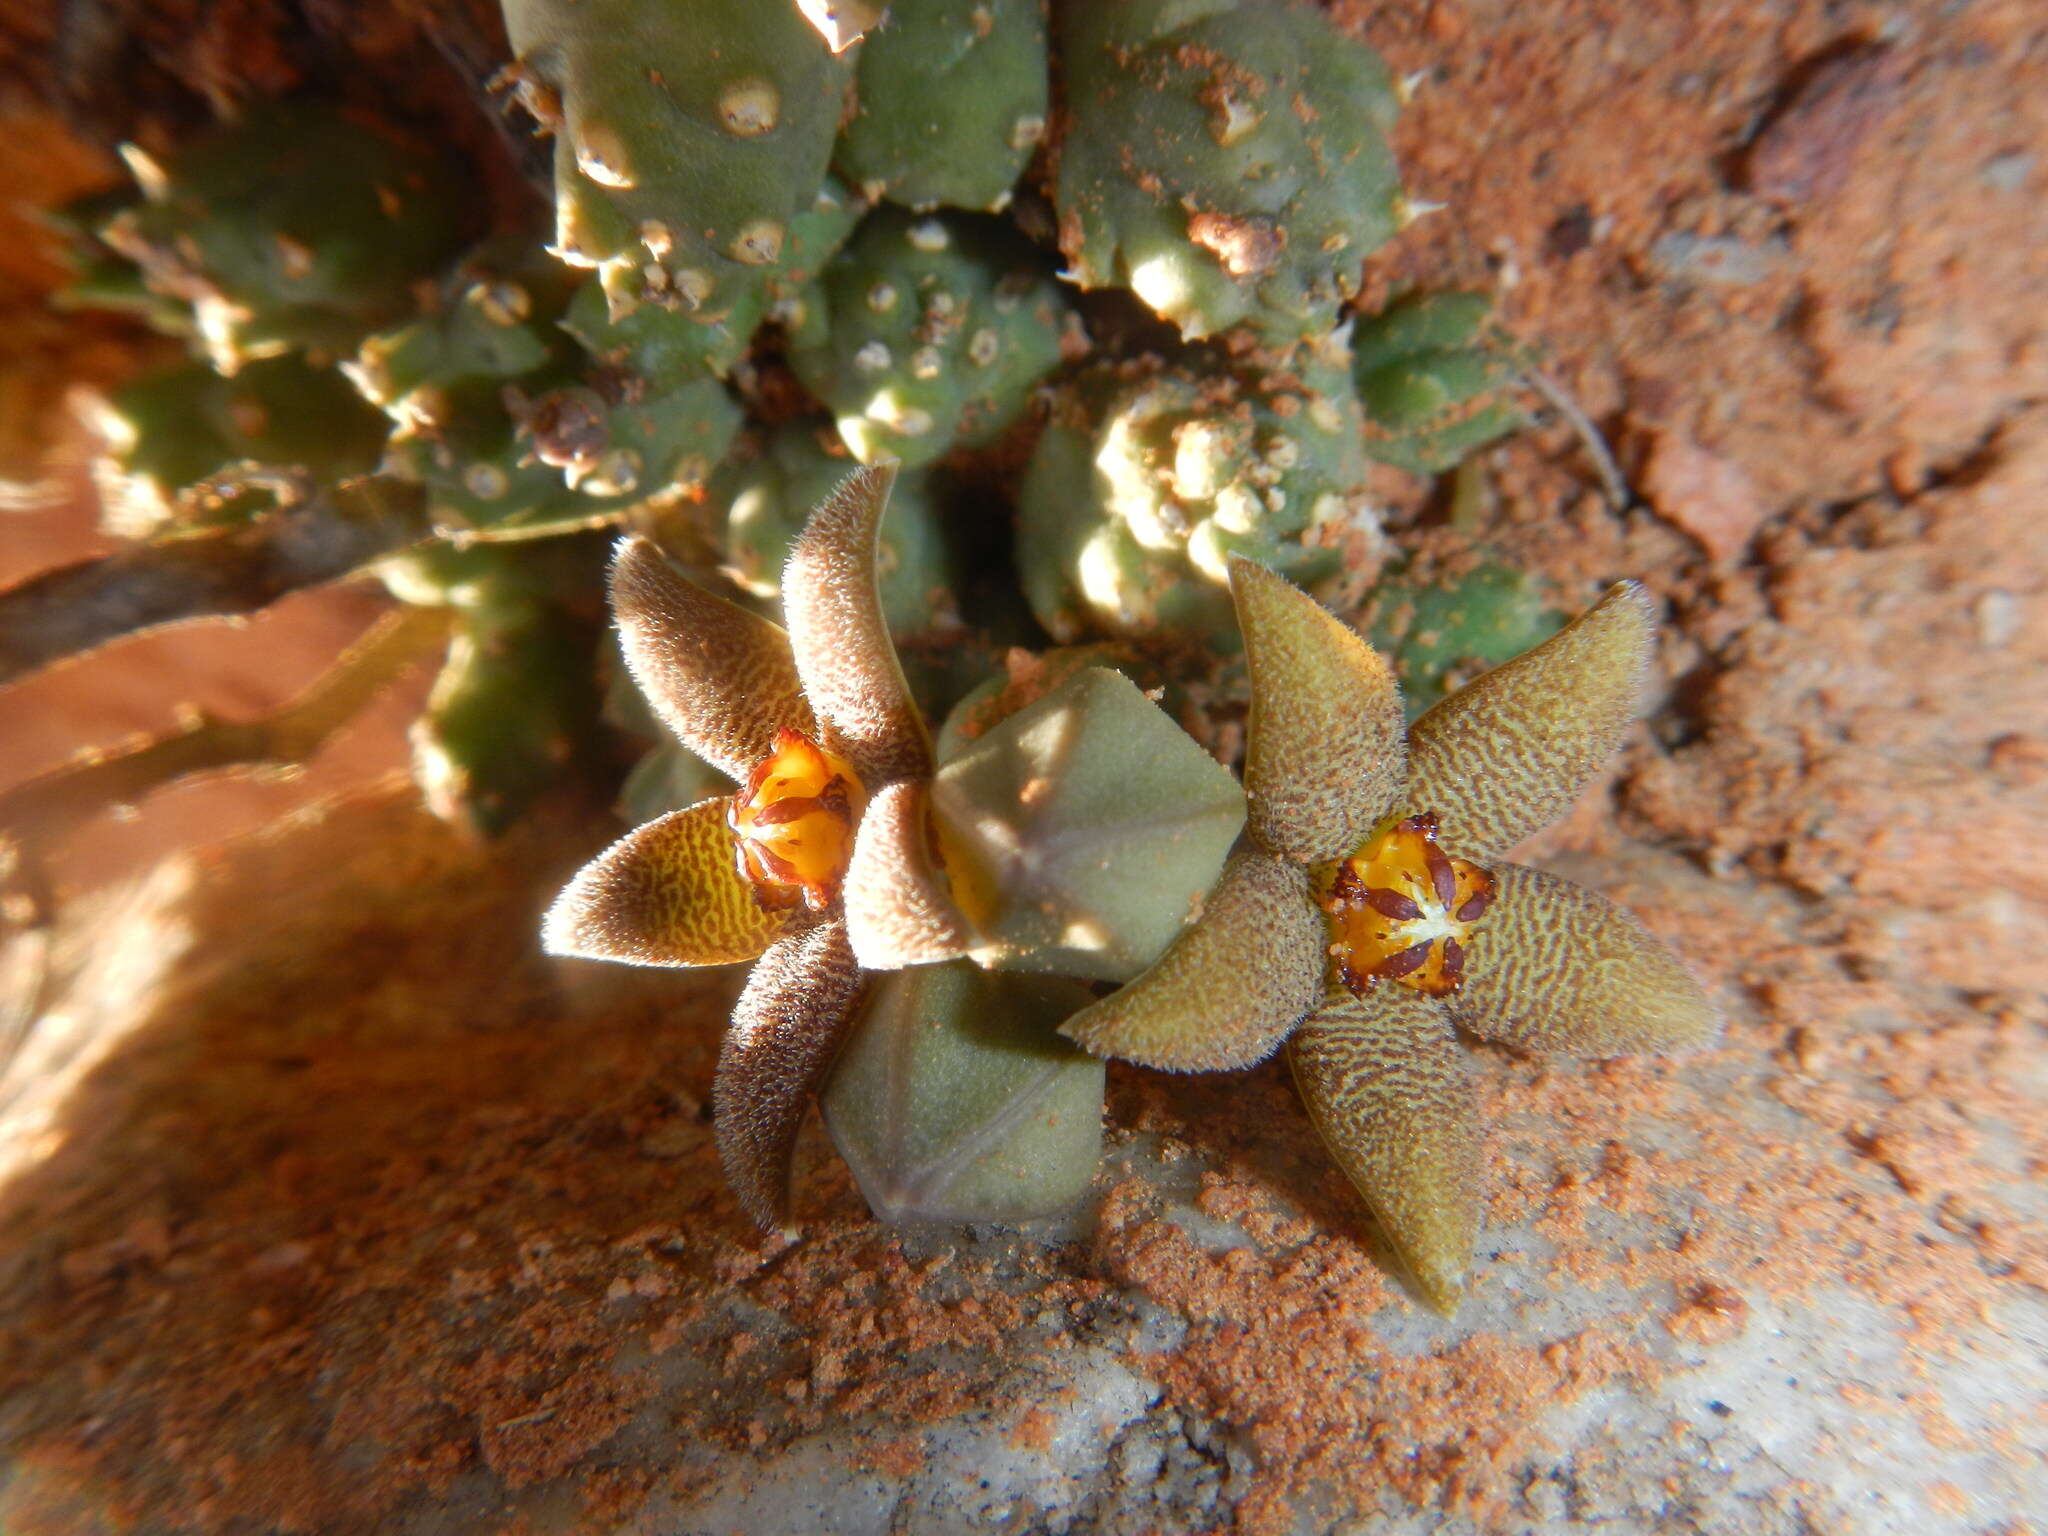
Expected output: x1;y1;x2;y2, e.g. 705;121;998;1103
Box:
1056;0;1402;343
820;961;1104;1225
501;0;851;317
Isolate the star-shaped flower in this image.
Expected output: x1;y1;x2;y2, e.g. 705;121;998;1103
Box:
1062;557;1720;1311
543;463;970;1232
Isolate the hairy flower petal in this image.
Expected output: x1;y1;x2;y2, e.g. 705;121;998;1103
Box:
542;796;793;966
715;919;867;1232
1404;580;1654;861
1060;843;1323;1071
611;536;815;781
1289;987;1479;1313
1448;862;1722;1056
781;462;933;785
842;779;974;968
1229;556;1407;865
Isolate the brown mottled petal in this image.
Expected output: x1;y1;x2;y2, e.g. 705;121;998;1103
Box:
1405;581;1654;861
1288;988;1479;1314
781;462;933;784
715;919;867;1233
1447;862;1723;1056
611;536;814;782
842;779;974;968
1059;843;1323;1072
1228;556;1407;865
542;797;792;966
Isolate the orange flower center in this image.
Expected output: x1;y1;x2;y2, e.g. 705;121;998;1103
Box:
728;728;866;913
1318;812;1495;998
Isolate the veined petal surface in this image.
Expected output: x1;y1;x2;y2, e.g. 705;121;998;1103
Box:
715;919;867;1233
1288;987;1479;1314
781;462;933;784
1229;556;1407;865
1060;843;1322;1072
1404;581;1654;861
542;796;791;967
611;536;814;782
1448;862;1722;1056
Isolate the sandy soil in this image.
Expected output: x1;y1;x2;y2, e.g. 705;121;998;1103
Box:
0;0;2044;1531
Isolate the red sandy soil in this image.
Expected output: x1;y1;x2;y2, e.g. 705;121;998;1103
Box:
0;0;2044;1532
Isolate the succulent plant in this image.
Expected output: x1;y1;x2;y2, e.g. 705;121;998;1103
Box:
929;666;1244;982
1062;561;1720;1312
500;0;852;319
786;206;1081;467
345;240;579;427
709;422;959;636
7;0;1700;1275
561;263;758;386
340;232;747;536
1055;0;1403;344
560;178;866;378
1351;292;1527;474
1363;560;1564;717
97;101;464;373
394;541;604;838
835;0;1049;213
820;961;1103;1224
543;465;1249;1227
1015;341;1371;649
542;467;975;1228
932;642;1148;763
414;592;595;839
377;380;569;530
575;374;745;508
47;187;194;335
379;367;741;537
90;355;386;536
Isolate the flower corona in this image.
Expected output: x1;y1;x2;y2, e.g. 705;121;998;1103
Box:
727;727;867;912
1319;812;1494;998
